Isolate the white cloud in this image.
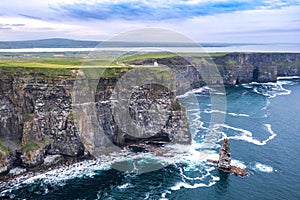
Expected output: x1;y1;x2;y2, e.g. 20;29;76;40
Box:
158;5;300;43
0;0;299;43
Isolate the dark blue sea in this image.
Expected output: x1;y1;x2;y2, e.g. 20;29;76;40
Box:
1;78;300;200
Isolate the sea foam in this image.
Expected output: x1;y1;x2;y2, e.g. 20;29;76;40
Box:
252;162;274;173
243;80;293;98
212;123;277;146
227;112;250;117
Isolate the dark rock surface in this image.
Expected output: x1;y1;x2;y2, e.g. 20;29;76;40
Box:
207;138;248;177
217;138;248;177
221;166;248;177
218;138;231;170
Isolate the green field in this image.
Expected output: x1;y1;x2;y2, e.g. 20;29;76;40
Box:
0;51;228;78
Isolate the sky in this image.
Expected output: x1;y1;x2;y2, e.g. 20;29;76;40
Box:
0;0;300;43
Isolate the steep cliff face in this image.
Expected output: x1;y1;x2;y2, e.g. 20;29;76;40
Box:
0;52;299;176
130;53;300;87
0;69;190;175
95;80;190;147
0;72;85;173
214;53;300;84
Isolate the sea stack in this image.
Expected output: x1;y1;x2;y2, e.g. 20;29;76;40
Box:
217;138;248;176
218;138;231;170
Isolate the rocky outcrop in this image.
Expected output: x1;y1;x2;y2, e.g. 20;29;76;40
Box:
207;138;248;176
218;138;231;170
217;138;248;177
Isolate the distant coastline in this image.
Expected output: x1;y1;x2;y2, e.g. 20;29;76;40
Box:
0;38;300;53
1;45;300;53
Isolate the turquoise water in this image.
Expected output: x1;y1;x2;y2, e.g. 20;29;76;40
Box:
1;78;299;200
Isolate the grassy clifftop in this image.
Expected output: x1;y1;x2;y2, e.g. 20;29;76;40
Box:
1;52;299;80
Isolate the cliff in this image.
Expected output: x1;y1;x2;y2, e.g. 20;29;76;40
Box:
0;52;299;177
130;53;300;87
0;68;190;176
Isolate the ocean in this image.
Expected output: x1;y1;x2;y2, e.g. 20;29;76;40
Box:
1;77;300;200
0;43;300;53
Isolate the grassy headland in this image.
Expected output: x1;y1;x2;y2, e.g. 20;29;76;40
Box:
0;51;228;78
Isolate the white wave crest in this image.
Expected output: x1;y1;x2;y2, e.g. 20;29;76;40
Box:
252;162;273;173
170;180;215;191
227;112;250;117
117;183;133;189
277;76;300;80
244;81;292;98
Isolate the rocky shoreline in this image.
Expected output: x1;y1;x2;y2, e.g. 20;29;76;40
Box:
0;137;248;194
1;52;299;181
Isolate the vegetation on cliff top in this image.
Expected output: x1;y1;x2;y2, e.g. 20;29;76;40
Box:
0;52;174;77
0;52;228;68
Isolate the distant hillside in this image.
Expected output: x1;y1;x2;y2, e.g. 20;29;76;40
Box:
0;38;264;49
0;38;100;49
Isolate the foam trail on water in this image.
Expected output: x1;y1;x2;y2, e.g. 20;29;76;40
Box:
264;124;277;143
220;124;253;136
213;124;277;146
203;109;226;115
170;181;214;190
262;98;270;110
227;112;250;117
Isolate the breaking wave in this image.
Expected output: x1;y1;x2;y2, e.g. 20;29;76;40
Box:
250;162;274;173
242;79;294;98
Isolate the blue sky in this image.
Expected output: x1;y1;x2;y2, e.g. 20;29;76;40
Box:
0;0;299;42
